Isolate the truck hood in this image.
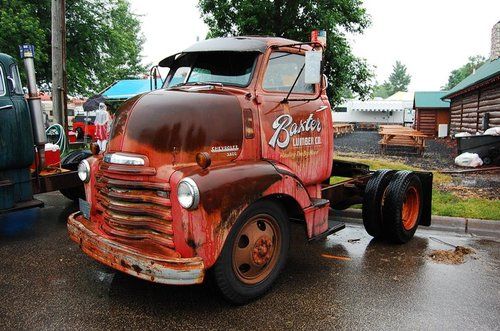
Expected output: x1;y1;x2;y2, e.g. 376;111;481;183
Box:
107;89;243;171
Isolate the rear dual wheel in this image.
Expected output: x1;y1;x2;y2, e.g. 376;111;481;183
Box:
362;170;423;243
213;201;289;305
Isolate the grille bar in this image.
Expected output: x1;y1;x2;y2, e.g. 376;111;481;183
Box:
95;163;174;250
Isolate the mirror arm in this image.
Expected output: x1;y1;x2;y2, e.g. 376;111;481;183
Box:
281;63;305;104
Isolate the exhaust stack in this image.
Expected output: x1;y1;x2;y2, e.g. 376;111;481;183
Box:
19;44;47;170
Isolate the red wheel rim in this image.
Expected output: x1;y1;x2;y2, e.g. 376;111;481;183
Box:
402;186;420;230
232;214;281;285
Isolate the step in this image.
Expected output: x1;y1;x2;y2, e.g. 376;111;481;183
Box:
308;219;346;242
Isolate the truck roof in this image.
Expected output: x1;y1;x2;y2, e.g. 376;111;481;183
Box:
184;36;298;53
159;36;301;67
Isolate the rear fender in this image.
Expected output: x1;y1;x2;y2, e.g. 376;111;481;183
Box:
414;171;433;226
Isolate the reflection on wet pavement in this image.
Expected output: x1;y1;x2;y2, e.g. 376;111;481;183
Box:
0;192;499;330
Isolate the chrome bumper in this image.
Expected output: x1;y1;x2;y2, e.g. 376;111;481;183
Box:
67;212;205;285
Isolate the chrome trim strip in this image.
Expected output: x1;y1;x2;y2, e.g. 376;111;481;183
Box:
104;153;145;166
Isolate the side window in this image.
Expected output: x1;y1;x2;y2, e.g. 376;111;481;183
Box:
263;52;314;94
10;64;24;95
0;66;5;96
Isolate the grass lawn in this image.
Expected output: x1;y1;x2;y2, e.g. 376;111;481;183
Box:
333;154;500;220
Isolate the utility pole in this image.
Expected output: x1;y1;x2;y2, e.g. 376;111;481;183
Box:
51;0;67;132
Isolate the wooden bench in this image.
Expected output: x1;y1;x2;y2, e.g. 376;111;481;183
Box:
333;123;354;136
378;126;428;155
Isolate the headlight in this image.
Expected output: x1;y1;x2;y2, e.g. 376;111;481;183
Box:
177;177;200;210
77;159;90;183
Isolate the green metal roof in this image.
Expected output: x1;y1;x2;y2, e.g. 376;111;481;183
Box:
414;91;450;108
442;57;500;99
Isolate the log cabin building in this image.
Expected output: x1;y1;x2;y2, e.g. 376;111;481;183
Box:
442;21;500;135
413;91;450;137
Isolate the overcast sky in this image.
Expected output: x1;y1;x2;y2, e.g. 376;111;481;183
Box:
129;0;500;92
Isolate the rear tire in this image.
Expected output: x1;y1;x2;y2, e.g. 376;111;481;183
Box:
362;170;395;238
213;200;290;305
382;171;423;244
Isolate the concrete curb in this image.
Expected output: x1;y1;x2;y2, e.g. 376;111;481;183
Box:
330;208;500;238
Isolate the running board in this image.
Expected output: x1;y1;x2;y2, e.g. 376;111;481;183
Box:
308;219;345;242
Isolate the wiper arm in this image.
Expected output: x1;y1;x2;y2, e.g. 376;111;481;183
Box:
168;81;224;89
188;81;224;87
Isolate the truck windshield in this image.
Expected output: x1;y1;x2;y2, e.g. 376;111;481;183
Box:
167;51;258;88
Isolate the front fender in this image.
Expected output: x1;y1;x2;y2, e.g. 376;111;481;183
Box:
170;161;309;268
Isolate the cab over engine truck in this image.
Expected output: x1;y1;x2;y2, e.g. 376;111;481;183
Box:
68;37;432;304
0;46;88;214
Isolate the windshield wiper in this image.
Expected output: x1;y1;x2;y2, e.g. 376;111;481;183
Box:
169;81;224;89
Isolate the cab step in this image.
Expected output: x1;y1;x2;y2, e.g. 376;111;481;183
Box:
308;219;345;242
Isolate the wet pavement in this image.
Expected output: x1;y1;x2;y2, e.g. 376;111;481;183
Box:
1;192;499;330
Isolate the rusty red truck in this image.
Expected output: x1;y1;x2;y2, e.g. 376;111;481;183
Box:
68;36;432;304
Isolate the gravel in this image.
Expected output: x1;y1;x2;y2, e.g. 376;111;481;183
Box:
334;131;457;170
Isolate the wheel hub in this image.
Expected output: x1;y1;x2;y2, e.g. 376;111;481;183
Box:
252;236;273;266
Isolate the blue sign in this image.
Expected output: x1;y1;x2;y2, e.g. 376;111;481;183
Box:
19;44;35;59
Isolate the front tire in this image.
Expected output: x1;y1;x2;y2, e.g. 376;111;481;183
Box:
382;171;423;243
213;200;290;305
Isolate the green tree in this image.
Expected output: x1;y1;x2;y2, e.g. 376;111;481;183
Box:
0;0;146;95
388;60;411;93
371;81;392;98
198;0;373;105
442;55;486;90
371;61;411;98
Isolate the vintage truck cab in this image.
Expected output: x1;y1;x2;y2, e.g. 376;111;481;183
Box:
68;37;432;304
0;47;87;214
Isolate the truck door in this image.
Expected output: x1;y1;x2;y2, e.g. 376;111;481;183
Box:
0;62;34;170
256;49;333;186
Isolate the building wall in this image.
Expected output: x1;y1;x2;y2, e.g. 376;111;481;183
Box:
450;79;500;134
415;108;450;137
332;109;412;124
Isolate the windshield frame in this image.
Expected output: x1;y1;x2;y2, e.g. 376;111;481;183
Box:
165;51;260;89
0;65;5;97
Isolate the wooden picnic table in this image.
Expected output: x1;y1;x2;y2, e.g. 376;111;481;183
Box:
378;126;429;155
333;123;354;136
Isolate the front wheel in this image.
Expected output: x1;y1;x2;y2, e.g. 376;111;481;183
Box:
213;200;290;305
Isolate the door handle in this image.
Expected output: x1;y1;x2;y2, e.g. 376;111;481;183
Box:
0;104;13;111
315;105;328;112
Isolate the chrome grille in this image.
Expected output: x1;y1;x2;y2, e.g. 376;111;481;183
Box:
94;162;174;249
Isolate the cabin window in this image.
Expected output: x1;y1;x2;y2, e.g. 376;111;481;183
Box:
10;64;24;95
263;52;314;94
0;66;5;96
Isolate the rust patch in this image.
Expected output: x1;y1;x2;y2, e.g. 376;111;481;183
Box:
191;162;282;230
131;264;143;273
120;90;244;165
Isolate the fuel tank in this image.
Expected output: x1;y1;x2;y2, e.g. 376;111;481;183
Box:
107;89;244;169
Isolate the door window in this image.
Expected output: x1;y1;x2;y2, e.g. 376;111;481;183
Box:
263;52;314;94
10;64;24;95
0;66;5;96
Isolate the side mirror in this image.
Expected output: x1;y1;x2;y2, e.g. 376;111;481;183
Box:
304;50;322;84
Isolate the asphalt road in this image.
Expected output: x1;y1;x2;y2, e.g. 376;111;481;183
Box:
1;192;499;330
